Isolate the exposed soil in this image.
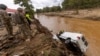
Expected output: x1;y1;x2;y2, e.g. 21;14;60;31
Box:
0;19;76;56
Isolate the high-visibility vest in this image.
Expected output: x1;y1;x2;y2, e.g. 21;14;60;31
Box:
25;14;31;20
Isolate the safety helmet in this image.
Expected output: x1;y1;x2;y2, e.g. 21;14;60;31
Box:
0;4;7;10
25;10;29;13
17;7;23;12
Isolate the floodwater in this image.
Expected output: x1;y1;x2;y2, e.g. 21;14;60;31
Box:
36;14;100;56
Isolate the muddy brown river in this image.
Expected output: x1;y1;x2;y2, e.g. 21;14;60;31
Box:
36;14;100;56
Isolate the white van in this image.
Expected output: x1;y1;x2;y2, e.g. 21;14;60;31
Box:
53;32;88;53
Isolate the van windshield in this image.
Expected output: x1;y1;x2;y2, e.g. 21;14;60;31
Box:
82;36;88;46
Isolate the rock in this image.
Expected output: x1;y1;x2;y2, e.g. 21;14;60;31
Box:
13;52;24;56
0;52;8;56
25;38;31;42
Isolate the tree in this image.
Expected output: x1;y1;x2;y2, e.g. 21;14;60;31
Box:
14;0;34;18
62;0;100;10
62;0;81;14
36;9;43;13
62;0;69;10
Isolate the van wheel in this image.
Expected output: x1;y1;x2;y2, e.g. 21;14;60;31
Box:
65;38;71;43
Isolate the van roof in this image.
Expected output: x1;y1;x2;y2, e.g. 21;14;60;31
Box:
59;32;83;40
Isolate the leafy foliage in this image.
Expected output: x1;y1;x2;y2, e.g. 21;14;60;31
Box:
62;0;100;9
36;6;62;13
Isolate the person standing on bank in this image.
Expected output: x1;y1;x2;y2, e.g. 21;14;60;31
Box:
14;7;33;41
25;10;33;29
0;4;13;37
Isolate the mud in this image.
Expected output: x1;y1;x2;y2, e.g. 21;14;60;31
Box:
0;19;73;56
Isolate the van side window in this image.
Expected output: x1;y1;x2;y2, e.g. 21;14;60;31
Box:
82;36;85;41
85;41;88;46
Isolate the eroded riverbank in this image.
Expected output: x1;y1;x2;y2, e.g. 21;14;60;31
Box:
43;8;100;21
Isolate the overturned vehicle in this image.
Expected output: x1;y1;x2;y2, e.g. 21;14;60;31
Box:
53;31;88;56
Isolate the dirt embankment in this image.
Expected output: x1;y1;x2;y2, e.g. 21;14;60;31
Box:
0;19;77;56
44;8;100;21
